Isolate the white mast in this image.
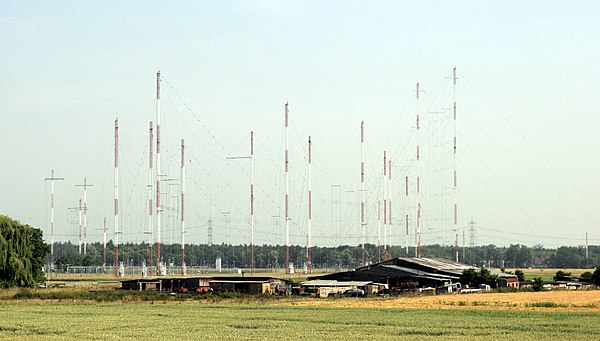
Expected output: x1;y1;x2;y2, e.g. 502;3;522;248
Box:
383;151;387;259
181;139;186;275
103;216;107;273
44;170;64;267
388;160;392;257
360;121;365;266
452;67;459;262
416;82;421;258
76;178;93;255
251;131;255;274
114;117;119;276
377;200;381;262
405;175;409;254
155;70;162;274
285;102;290;273
307;135;312;273
147;121;154;275
78;198;82;254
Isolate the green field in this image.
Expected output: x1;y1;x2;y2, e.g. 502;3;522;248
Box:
0;302;599;340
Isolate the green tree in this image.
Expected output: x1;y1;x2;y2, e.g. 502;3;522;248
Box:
514;269;525;282
592;266;600;285
0;215;49;287
532;277;544;292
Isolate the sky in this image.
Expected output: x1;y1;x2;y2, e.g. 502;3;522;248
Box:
1;1;599;250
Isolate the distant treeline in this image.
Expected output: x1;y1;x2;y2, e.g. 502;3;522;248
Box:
51;241;600;270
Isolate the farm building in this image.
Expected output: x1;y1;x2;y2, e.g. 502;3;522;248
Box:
121;276;287;294
314;257;472;294
121;279;162;291
300;280;382;298
496;272;520;289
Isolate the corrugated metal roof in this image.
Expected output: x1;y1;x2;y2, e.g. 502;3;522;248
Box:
301;280;372;287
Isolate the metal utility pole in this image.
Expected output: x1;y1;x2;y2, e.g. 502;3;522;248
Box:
180;139;186;275
44;170;64;267
360;121;366;266
76;178;93;255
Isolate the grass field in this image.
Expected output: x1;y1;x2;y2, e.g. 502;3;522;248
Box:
1;290;600;340
1;302;600;340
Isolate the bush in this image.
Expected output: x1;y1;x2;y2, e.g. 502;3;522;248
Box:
532;277;544;292
514;269;525;282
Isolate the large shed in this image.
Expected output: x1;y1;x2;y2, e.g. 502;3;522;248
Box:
314;257;473;292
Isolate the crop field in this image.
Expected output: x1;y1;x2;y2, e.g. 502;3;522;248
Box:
1;289;599;340
1;301;600;340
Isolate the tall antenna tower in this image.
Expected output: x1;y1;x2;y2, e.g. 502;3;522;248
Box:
180;139;186;275
360;121;366;266
452;67;459;262
388;159;392;258
146;121;154;275
44;170;64;267
404;175;409;254
383;151;387;259
155;70;162;274
103;216;107;273
284;102;290;273
113;117;120;277
377;200;381;261
307;135;312;273
250;131;255;274
78;199;82;254
76;178;93;254
416;82;422;258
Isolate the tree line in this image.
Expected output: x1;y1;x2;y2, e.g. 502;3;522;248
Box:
51;241;600;270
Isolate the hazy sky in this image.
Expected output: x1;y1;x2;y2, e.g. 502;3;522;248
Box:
1;1;599;249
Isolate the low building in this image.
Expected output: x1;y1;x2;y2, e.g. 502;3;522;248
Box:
314;257;472;294
300;280;378;298
495;272;519;289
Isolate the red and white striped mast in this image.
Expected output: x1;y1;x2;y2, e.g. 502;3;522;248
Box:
452;67;459;262
307;135;312;273
251;131;255;274
284;102;290;273
44;170;64;266
155;70;162;274
416;82;422;258
360;121;366;266
383;151;387;259
147;122;154;275
114;117;120;277
78;198;82;254
180;139;186;275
